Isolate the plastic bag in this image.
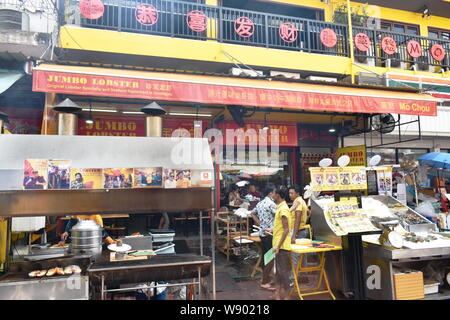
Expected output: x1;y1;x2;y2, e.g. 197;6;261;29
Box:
415;201;437;218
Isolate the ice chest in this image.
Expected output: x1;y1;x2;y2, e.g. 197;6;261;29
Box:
149;229;175;243
393;269;424;300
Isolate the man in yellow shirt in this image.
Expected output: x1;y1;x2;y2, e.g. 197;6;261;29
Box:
59;215;116;245
272;186;292;300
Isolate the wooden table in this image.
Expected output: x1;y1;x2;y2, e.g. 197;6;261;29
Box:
289;244;342;300
242;235;263;278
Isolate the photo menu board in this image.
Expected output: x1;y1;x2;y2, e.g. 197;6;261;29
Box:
309;166;367;192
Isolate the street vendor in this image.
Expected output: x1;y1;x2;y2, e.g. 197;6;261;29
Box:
59;215;117;246
289;185;311;242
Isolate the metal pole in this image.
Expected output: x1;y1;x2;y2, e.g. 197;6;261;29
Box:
211;185;217;300
198;266;202;300
199;211;203;256
346;0;355;84
101;275;105;300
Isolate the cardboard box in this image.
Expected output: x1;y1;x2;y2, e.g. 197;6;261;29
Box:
393;269;424;300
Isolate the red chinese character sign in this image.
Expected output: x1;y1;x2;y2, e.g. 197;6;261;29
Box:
320;28;337;48
234;17;254;38
381;37;397;55
186;10;207;32
354;33;371;52
279;22;298;43
407;40;422;58
431;44;446;61
136;4;158;26
79;0;104;20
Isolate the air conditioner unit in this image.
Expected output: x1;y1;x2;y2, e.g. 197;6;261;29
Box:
306;76;337;82
385;58;407;70
355;46;375;67
357;72;385;86
230;67;264;78
0;9;30;31
270;71;301;79
414;57;435;73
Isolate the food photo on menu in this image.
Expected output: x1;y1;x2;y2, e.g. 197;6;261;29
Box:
133;167;163;188
313;174;324;186
326;173;338;186
23;159;48;190
339;173;351;185
103;168;133;189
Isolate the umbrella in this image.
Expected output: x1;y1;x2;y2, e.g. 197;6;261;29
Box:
418;152;450;170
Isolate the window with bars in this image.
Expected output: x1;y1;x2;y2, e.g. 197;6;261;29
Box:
380;20;420;35
428;28;450;41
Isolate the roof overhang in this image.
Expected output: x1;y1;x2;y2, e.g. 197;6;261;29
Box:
32;64;438;117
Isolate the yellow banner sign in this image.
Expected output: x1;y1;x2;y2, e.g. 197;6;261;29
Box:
309;166;368;191
336;145;367;166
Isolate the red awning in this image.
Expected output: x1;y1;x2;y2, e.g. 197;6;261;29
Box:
33;64;438;116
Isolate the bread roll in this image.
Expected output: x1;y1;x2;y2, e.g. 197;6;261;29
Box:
55;267;65;276
46;268;56;277
37;270;47;277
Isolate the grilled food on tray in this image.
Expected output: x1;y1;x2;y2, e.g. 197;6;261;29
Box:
46;268;57;277
55;267;65;276
28;270;48;277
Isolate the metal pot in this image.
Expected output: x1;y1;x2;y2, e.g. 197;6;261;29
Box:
70;219;103;258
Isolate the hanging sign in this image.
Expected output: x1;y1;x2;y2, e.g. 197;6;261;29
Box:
234;17;254;38
407;40;422;58
320;28;337;48
136;4;158;26
381;37;397;55
354;33;371;52
309;166;368;191
186;10;208;32
430;44;446;61
336;145;367;166
279;22;298;43
79;0;105;20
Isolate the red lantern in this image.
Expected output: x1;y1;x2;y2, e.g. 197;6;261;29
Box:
79;0;104;20
354;33;371;52
234;17;255;38
430;44;446;61
381;37;397;55
407;40;422;58
186;10;208;32
279;22;298;43
135;4;158;26
320;28;337;48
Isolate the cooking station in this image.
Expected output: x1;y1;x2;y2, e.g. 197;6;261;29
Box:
0;135;217;300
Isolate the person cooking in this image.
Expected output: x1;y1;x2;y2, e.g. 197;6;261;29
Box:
59;214;117;246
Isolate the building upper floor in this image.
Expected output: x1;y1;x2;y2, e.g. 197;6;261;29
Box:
2;0;450;80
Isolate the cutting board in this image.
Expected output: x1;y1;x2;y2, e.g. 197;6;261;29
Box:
109;252;147;262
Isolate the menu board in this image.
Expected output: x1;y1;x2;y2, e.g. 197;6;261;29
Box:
309;166;367;192
324;200;379;236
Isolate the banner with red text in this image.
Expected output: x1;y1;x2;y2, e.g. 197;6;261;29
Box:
32;68;437;116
